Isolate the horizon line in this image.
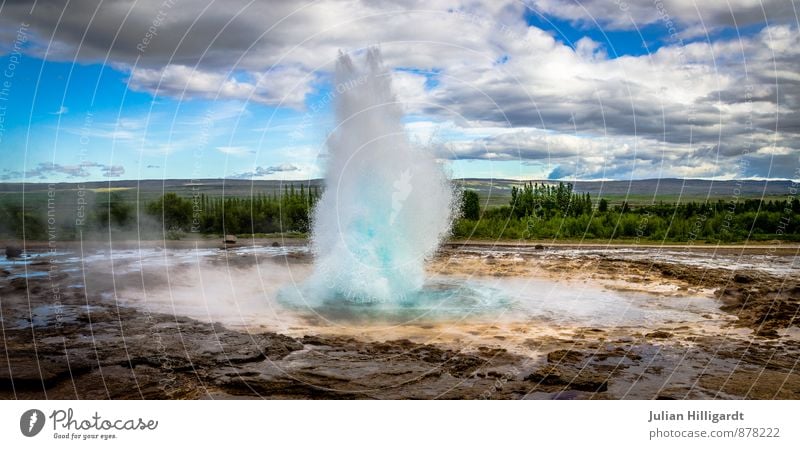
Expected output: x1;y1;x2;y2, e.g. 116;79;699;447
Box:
1;177;798;185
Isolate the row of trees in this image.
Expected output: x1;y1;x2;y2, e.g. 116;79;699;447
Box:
454;183;800;242
510;182;594;218
0;193;136;240
0;185;319;240
145;185;319;235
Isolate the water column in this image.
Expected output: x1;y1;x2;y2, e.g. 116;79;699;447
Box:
308;48;455;303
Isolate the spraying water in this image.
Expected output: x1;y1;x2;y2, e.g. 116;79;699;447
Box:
307;48;455;304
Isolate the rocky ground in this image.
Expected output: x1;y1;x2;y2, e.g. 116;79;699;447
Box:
1;241;798;399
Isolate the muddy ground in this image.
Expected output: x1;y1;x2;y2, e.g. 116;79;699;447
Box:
1;240;798;399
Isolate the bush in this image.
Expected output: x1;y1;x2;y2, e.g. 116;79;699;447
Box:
146;193;193;231
461;190;480;220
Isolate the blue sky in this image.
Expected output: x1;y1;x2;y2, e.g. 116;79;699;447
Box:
0;0;797;182
0;57;324;181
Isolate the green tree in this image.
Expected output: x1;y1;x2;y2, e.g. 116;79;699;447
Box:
146;193;192;231
0;203;45;239
93;192;133;228
461;190;480;220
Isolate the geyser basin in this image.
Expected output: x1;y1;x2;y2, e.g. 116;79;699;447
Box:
34;244;736;349
61;244;727;335
308;47;454;303
276;274;721;329
276;277;512;324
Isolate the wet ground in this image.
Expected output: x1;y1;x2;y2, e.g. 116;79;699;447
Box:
1;239;798;399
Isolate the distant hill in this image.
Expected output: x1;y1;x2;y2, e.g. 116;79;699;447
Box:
457;178;795;206
0;179;326;210
0;178;793;207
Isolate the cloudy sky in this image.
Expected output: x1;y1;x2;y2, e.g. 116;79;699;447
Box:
0;0;797;182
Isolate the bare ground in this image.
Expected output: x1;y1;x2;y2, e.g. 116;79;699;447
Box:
1;240;798;399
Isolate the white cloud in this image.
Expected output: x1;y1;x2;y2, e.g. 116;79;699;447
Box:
527;0;796;31
229;163;306;179
216;146;254;156
128;65;314;108
1;161;125;180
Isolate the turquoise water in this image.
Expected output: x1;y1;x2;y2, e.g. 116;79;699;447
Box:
277;277;514;324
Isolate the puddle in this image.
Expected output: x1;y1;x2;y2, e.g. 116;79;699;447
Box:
7;270;49;279
12;304;102;329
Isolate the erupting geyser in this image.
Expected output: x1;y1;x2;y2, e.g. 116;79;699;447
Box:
308;48;455;303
